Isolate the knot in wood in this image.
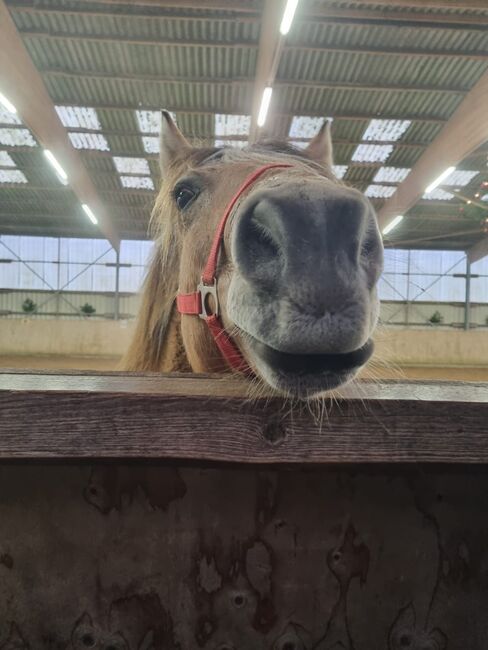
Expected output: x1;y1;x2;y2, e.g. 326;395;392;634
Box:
262;416;287;446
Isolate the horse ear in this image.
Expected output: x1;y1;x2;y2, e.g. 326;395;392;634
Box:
159;110;191;174
305;120;333;167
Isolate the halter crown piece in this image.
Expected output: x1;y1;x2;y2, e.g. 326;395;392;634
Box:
176;163;292;374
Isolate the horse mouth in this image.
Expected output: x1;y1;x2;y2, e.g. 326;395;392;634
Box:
245;336;374;396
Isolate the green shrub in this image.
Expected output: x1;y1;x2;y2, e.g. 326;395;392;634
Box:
80;303;96;316
21;298;37;314
428;310;443;325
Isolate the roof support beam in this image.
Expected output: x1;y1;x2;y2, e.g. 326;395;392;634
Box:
39;68;468;95
233;0;286;137
467;236;488;263
377;69;488;235
342;0;488;8
35;0;488;11
43;103;449;124
8;2;488;30
0;1;120;249
6;4;488;31
19;28;488;60
0;126;444;151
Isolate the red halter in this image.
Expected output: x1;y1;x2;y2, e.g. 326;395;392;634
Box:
176;163;292;373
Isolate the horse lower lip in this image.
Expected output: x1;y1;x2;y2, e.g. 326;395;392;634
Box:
250;339;374;375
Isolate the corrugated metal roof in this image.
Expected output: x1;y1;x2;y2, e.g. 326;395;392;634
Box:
1;0;487;248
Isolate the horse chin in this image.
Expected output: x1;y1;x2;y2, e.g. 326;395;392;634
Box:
242;335;374;399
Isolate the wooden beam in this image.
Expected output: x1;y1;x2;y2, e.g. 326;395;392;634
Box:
467;236;488;263
53;103;452;124
377;69;488;231
0;371;488;463
68;0;260;10
39;68;468;95
19;28;488;60
22;0;487;11
246;0;284;141
0;126;437;151
8;1;488;29
385;227;484;248
0;1;120;249
0;184;156;198
342;0;488;8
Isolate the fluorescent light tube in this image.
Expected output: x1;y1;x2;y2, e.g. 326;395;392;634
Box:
280;0;299;35
0;92;17;114
43;149;68;181
425;166;456;194
257;87;273;127
82;204;98;225
382;215;403;236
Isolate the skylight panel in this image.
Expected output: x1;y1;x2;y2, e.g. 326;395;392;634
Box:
136;110;176;134
373;167;410;183
0;169;28;184
442;169;479;187
215;114;251;137
0;128;37;147
55;106;101;130
362;119;411;142
113;156;150;175
422;188;454;201
120;175;155;190
288;140;308;149
289;116;327;139
352;144;393;163
215;139;247;149
68;132;109;151
137;110;160;134
333;165;348;179
0;105;22;125
0;151;15;167
142;136;159;154
365;184;397;199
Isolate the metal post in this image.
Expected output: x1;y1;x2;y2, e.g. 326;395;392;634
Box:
405;249;411;326
56;237;61;316
114;248;120;320
464;257;471;331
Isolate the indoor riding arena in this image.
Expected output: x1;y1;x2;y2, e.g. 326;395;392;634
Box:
0;1;487;648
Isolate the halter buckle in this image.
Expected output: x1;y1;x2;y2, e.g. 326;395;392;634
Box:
197;278;219;320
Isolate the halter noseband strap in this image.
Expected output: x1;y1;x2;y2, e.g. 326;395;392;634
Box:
176;162;292;374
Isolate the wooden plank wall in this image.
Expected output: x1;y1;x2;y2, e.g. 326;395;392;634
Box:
0;371;487;648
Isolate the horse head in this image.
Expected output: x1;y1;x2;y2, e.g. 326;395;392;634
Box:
124;112;383;399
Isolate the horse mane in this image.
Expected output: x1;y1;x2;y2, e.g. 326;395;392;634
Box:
121;141;333;372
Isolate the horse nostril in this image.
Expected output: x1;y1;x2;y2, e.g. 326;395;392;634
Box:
249;219;280;260
234;199;285;287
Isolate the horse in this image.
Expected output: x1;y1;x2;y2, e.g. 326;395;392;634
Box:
123;111;383;399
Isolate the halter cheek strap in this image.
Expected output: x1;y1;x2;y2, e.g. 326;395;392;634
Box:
176;162;292;374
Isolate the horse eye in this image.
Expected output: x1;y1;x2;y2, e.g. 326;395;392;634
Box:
175;186;196;210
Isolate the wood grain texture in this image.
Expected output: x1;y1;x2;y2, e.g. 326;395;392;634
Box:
1;464;487;648
0;371;487;463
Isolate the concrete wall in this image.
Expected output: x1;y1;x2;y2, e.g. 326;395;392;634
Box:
0;317;132;360
1;317;487;381
2;289;488;327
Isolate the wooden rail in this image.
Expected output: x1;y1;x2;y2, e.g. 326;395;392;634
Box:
1;370;487;463
1;370;488;646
